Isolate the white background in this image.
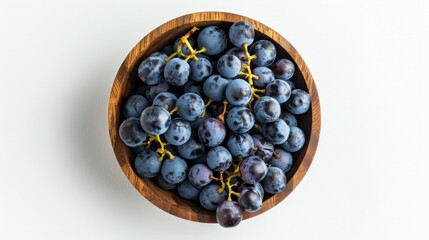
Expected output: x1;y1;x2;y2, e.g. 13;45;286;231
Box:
1;0;428;239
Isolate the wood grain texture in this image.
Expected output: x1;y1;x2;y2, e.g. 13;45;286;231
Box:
108;11;321;223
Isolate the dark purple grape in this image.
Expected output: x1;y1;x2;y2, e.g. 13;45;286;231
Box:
199;184;227;211
183;81;207;102
217;54;241;78
281;126;305;152
238;188;262;212
119;118;147;147
197;26;228;55
261;119;290;145
250;40;277;67
268;148;293;173
152;92;177;111
286;89;311;115
226;106;255;133
226;47;247;64
251;134;274;162
229;21;255;48
261;166;286;194
198;117;226;147
176;179;200;200
252;66;275;88
227;133;254;157
161;156;188;184
140;106;171;135
138;56;165;85
272;59;295;80
206;146;232;171
239;156;268;184
188;164;213;188
177;137;205;160
134;150;161;178
253;96;281;123
216;201;243;228
122;94;150;118
265;79;292;104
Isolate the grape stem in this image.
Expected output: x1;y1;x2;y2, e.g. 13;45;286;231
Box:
201;99;213;118
165;26;207;62
216;100;229;124
146;134;175;161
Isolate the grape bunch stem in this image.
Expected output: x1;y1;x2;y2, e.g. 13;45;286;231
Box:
210;159;242;202
146;134;175;161
165;27;207;62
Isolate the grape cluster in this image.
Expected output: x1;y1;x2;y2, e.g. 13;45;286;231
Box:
119;21;311;228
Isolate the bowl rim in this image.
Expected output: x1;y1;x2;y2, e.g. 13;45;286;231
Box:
108;11;321;223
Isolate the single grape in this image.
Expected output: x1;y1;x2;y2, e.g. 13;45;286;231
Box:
198;117;226;147
272;59;295;80
240;182;264;198
188;164;213;188
252;66;275;88
161;156;188;184
152;92;177;111
227;133;254;157
173;37;196;55
177;137;205;160
199;184;227;211
119;118;147;147
189;152;208;166
176;93;205;121
265;79;292;104
164;58;190;86
183;81;207;102
131;144;147;156
216;201;243;228
122;94;150;118
285;79;295;90
252;134;274;162
261;166;286;194
261;119;290;144
150;52;168;60
250;40;277;67
197;26;228;55
217;54;241;78
238;188;262;212
136;80;169;102
189;113;211;133
226;47;247;64
286;89;311;115
268;148;293;173
240;156;268;184
203;75;229;101
163;118;192;146
155;174;176;190
134;150;161;178
176;179;200;200
281;126;305;152
226;106;255;133
225;79;252;106
162;44;175;56
140;106;171;135
206;146;232;171
189;57;213;82
279;111;298;127
253;96;281;123
138;56;165;85
229;21;255;48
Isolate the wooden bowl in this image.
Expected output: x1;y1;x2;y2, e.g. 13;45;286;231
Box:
108;12;321;223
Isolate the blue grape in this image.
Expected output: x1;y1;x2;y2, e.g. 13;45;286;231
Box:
261;166;286;194
134;150;161;178
272;59;295;80
203;75;229;101
252;134;274;162
239;156;268;184
122;94;150;118
265;79;292;104
238;188;262;212
226;106;255;133
183;81;207;102
250;40;277;67
189;57;213;82
164;58;190;86
268;148;293;173
225;79;252;105
226;47;247;64
176;179;200;200
189;152;208;166
199;184;227;211
136;80;169;102
176;93;205;121
119;118;147;147
285;79;295;90
164;118;192;146
253;96;281;123
138;56;165;85
152;92;177;111
240;182;264;198
174;37;195;55
197;26;228;55
229;21;255;48
227;133;254;157
281;126;305;152
198;117;226;147
162;44;175;56
216;201;243;228
188;164;213;188
177;137;205;160
252;66;275;88
280;111;298;127
217;54;241;78
131;144;147;156
189;113;211;133
140;106;171;135
262;119;290;144
206;146;232;171
286;89;311;115
161;156;188;184
155;174;176;190
150;52;168;60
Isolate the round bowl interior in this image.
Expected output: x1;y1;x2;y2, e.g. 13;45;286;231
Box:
108;11;321;223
